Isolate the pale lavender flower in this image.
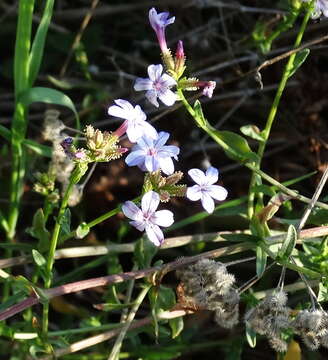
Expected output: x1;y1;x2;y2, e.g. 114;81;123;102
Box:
302;0;328;18
186;167;228;213
125;131;180;175
134;64;177;107
122;191;174;246
149;7;175;53
202;81;216;98
108;99;157;143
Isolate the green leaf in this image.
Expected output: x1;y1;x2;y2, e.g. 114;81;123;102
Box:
28;0;55;86
240;125;265;142
193;100;206;127
192;101;258;162
256;246;267;277
318;278;328;302
288;49;310;78
32;249;46;267
133;237;158;268
217;130;258;162
26;209;50;251
277;225;297;261
169;317;184;339
251;184;276;197
0;124;10;141
76;222;90;239
18;87;80;129
149;286;176;339
245;323;257;348
58;208;71;243
23;139;52;157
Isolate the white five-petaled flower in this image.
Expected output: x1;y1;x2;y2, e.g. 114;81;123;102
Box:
122;191;174;246
186;167;228;213
125;131;180;175
108;99;157;143
134;64;177;108
149;7;175;53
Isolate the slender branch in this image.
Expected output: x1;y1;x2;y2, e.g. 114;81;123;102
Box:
2;226;328;269
38;309;188;359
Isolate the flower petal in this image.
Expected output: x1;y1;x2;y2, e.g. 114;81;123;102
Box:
140;121;158;139
147;64;163;81
154;131;170;147
205;166;218;185
122;201;142;221
201;192;215;213
141;191;160;215
206;185;228;201
161;73;177;87
145;223;164;246
134;105;147;122
158;156;174;175
107;104;130;120
130;220;145;232
151;210;174;227
144;155;159;172
159;145;180;158
134;78;153;91
125;150;146;167
188;168;206;185
158;89;177;106
145;90;159;107
186;185;202;201
126;124;144;143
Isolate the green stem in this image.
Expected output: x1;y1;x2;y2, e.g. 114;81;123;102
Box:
248;7;312;218
107;284;151;360
42;165;86;336
8;0;35;240
61;196;141;242
177;90;328;211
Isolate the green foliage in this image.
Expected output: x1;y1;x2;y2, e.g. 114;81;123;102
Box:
26;209;50;251
19;86;80;129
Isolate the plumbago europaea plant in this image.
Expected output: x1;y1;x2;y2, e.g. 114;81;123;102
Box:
1;0;328;359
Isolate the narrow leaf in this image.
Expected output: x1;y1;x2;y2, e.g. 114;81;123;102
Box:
28;0;55;86
277;225;297;261
288;49;310;78
256;245;267;277
32;249;46;267
19;87;80;129
240;125;265;142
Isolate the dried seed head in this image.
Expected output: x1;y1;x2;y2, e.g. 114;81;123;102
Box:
176;258;239;328
269;335;288;353
245;291;290;352
42;109;65;142
292;309;328;350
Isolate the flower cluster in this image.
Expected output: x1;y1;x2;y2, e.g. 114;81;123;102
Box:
245;291;290;352
60;126;127;164
53;7;227;246
143;170;186;202
176;258;240;329
110;7;227;245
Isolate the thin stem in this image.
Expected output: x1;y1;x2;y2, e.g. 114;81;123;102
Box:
248;7;312;218
297;165;328;233
110;264;138;360
42;165;84;336
107;284;151;360
61;196;141;242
